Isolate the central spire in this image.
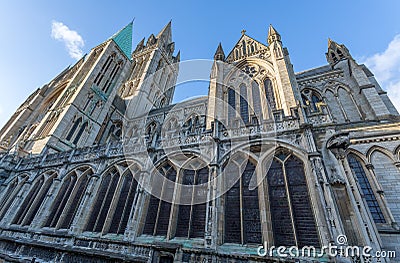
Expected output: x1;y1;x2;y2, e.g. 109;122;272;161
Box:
157;20;172;44
109;21;133;58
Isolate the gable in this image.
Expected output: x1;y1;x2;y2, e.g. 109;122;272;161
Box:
226;34;269;63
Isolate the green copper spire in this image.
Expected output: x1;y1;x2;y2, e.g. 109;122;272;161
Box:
110;21;133;58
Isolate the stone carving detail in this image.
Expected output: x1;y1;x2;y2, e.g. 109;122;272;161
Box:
327;132;350;160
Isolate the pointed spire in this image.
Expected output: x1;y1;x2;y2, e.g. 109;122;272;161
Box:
268;24;281;44
327;38;339;50
326;38;352;65
110;21;133;58
134;37;145;52
157;20;172;44
175;50;181;62
214;42;225;61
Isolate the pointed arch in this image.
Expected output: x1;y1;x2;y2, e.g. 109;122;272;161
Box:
0;174;29;220
324;89;345;122
263;77;276;111
227;87;236;122
239;83;249;124
66;117;82;141
301;88;323;113
223;155;262;244
346;148;369;164
142;162;177;236
45;166;93;229
251;81;262;123
267;148;320;247
85;166;120;233
347;153;386;223
12;171;57;226
366;146;395;163
175;157;209;239
108;168;139;234
394;144;400;161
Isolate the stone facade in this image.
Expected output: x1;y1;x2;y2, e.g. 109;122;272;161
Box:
0;22;399;263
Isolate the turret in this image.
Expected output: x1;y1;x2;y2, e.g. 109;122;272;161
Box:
213;42;225;61
267;24;281;44
326;38;352;66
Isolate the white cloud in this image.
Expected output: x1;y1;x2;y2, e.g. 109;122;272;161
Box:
363;35;400;112
51;21;84;60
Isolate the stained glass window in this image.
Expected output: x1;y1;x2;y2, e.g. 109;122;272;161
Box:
263;78;276;111
251;82;262;122
143;164;177;236
85;169;120;232
176;167;208;238
13;174;55;226
108;172;138;234
228;88;236;122
224;161;261;244
240;84;249;124
267;150;319;247
348;154;385;223
45;173;77;228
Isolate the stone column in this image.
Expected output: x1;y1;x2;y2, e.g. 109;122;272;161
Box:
205;164;218;249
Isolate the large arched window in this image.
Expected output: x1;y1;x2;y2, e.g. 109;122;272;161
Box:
94;53;115;87
239;84;249;124
348;154;385;223
0;175;28;220
176;167;209;238
12;172;56;226
301;89;323;113
108;170;139;234
104;60;123;93
227;87;236;122
224;161;262;244
45;173;77;227
143;164;177;236
85;168;120;232
45;168;92;229
267;150;319;247
0;179;18;212
263;78;276;111
251;82;262;123
66;117;82;141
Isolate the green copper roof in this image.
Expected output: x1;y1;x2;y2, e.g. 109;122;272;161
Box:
110;21;133;58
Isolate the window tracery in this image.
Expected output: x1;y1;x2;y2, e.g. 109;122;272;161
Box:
267;150;319;247
348;154;385;223
224;161;262;244
143;163;177;236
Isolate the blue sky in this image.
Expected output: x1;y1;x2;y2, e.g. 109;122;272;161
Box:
1;1;400;128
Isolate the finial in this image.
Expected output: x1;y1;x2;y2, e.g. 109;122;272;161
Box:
241;29;246;35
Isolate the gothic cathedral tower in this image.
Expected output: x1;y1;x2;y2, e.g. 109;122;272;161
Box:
206;25;302;130
119;21;180;119
0;23;134;154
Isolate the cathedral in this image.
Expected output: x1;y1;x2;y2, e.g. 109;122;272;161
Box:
0;21;399;262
